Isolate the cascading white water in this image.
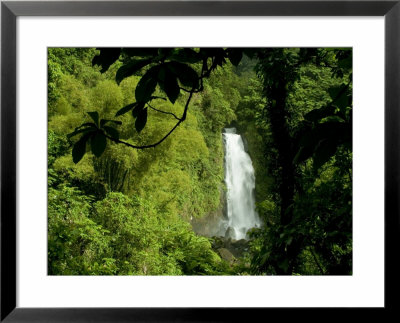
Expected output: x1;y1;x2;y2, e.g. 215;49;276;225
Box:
221;128;261;240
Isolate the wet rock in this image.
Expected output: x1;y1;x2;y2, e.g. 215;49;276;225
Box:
191;186;226;237
212;236;225;249
232;239;247;248
225;226;236;239
217;248;235;263
211;236;250;260
241;136;249;153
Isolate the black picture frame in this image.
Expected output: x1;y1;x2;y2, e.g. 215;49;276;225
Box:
1;0;399;321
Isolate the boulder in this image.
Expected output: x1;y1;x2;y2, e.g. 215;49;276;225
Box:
225;226;236;239
224;238;249;258
211;236;225;249
211;235;250;261
217;248;235;263
232;239;247;249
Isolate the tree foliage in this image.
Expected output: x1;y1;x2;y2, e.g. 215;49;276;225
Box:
246;48;352;274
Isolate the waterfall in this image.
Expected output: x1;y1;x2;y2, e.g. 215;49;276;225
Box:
220;128;261;240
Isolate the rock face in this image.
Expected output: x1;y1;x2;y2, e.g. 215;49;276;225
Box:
224;226;236;239
241;136;249;153
191;213;223;237
191;186;226;237
217;248;235;263
212;236;250;261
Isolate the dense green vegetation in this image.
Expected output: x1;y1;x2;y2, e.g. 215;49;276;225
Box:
48;47;352;275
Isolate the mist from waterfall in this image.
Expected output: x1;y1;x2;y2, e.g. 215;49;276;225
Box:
219;128;261;240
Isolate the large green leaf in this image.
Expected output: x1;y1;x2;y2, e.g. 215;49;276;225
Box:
242;48;260;59
328;84;351;111
198;48;227;70
87;112;99;127
92;48;121;73
338;56;352;69
169;48;202;63
74;122;97;130
226;49;243;66
132;102;145;118
100;119;122;127
158;48;174;57
115;59;152;85
304;105;337;123
293;145;314;165
90;131;107;157
103;126;119;140
72;133;91;164
199;48;226;60
135;66;160;102
314;122;351;143
158;65;167;83
115;103;137;117
135;108;148;133
313;139;339;171
67;127;94;139
214;55;227;67
167;62;199;89
163;70;180;104
293;121;352;167
122;48;158;58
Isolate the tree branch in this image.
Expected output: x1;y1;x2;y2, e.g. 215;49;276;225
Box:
179;86;202;94
147;103;180;121
102;57;215;150
104;90;194;150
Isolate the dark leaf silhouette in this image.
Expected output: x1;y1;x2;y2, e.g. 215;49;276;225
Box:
92;48;121;73
90;131;107;157
135;108;148;133
135;66;159;103
226;49;243;66
72;133;91;164
162;69;180;103
100;119;122;127
168;62;199;89
132;102;145;118
170;48;202;63
87;111;99;127
122;48;158;58
67;127;94;139
103;126;119;140
116;59;152;85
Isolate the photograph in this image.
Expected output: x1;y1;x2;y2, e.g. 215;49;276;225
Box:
47;47;353;276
